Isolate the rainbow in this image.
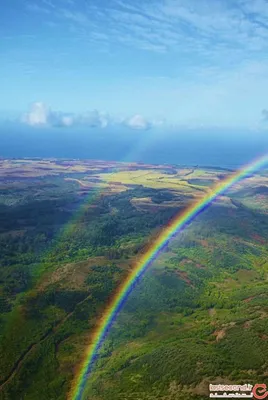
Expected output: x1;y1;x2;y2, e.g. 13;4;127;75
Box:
69;153;268;400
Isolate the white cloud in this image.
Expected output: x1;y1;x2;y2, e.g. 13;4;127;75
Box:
22;103;155;130
60;115;74;126
22;102;49;126
78;110;110;128
125;114;151;130
31;0;268;60
16;1;268;130
25;0;268;69
22;102;111;129
22;102;75;127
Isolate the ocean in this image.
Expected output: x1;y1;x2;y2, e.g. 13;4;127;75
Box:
1;124;268;169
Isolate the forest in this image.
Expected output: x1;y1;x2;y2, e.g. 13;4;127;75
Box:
0;160;267;400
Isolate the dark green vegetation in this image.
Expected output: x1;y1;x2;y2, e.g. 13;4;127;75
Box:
0;159;267;400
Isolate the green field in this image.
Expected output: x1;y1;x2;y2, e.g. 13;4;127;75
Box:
0;158;267;400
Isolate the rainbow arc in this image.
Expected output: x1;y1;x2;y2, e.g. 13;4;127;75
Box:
69;153;268;400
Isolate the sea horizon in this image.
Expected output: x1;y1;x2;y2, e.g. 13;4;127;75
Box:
1;124;268;170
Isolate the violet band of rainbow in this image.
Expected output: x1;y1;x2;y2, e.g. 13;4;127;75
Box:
69;153;268;400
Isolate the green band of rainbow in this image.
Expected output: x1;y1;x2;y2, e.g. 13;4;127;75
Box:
69;153;268;400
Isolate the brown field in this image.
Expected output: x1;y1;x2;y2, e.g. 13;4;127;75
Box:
0;158;267;211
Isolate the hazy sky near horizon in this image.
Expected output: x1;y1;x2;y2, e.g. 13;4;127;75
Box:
2;0;268;131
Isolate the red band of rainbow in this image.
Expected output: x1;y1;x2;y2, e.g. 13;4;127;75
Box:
69;153;268;400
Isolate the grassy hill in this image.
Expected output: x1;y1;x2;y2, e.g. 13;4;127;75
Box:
0;159;267;400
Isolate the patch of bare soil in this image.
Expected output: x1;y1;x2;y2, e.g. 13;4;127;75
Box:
213;328;226;342
176;270;193;286
243;321;252;329
209;308;216;317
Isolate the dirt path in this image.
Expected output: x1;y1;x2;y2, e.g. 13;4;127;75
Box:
64;177;90;187
182;169;195;177
0;293;92;391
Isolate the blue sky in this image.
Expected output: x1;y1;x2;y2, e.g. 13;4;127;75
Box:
1;0;268;131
